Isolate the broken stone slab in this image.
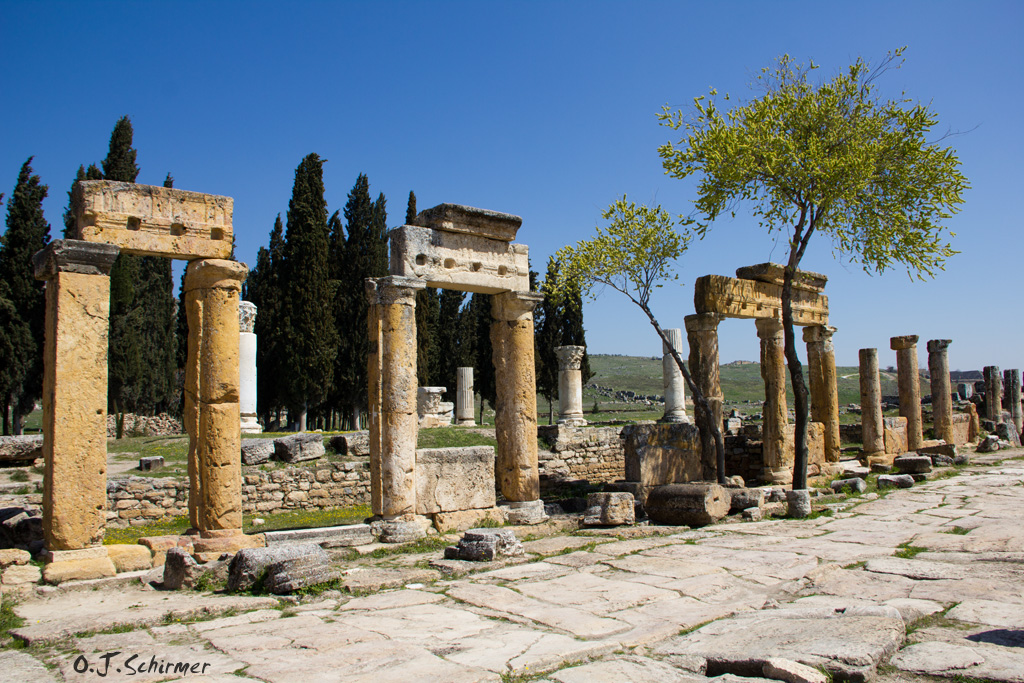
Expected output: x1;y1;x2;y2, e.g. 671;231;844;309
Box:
742;507;763;521
929;453;955;467
0;435;43;463
241;438;275;465
995;421;1021;447
977;435;1000;453
263;554;340;594
646;483;730;526
162;547;201;589
729;488;766;513
763;657;828;683
444;528;524;561
877;474;915;489
891;641;986;675
953;453;971;466
226;542;329;592
864;557;970;581
503;499;549;525
582;492;635;526
273;433;325;463
372;516;429;543
830;478;867;494
918;443;957;458
893;455;932;474
138;455;164;471
328;430;369;456
264;523;374;548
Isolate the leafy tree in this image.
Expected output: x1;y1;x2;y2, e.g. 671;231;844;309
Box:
0;159;51;434
657;48;968;493
554;196;727;484
560;275;592;385
280;153;337;429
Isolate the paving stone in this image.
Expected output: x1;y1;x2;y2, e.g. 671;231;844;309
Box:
892;641;986;673
515;571;680;615
947;599;1024;628
521;535;608;555
0;650;59;682
763;656;829;683
337;588;443;611
552;655;700;682
545;551;604;568
865;556;971;580
342;566;438;592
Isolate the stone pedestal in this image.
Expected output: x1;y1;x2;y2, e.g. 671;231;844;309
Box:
859;348;886;465
184;259;249;551
756;318;788;483
890;335;923;451
367;276;425;524
34;240;120;581
660;328;690;424
491;290;544;503
927;340;953;444
555;345;587;427
983;366;1002;423
803;325;840;462
1005;369;1022;436
417;386;452;428
239;301;261;434
685;313;723;478
456;367;475;426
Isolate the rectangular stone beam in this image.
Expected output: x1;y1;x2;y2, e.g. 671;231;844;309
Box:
389;224;529;294
694;274;829;326
72;180;233;259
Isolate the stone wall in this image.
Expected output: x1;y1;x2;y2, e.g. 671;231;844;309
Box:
537;425;627;484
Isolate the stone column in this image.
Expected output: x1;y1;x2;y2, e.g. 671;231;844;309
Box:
555;345;587;427
859;348;885;465
890;335;923;451
185;259;257;559
983;366;1002;423
239;301;261;434
660;328;690;424
803;325;840;463
685;313;722;480
927;339;953;444
456;367;475;426
492;290;545;523
756;318;789;483
34;240;119;582
366;280;384;516
366;276;425;533
1005;369;1022;435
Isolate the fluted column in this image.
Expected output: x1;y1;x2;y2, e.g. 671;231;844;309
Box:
804;325;840;462
685;313;722;480
927;339;953;444
757;318;789;482
660;328;690;424
984;366;1003;423
555;345;587;427
859;348;885;465
891;335;923;451
239;301;261;434
456;367;475;426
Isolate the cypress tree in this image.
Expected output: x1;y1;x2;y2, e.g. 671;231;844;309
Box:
468;293;496;424
561;275;592;385
535;258;563;424
434;289;465;394
248;215;286;426
280;154;337;430
405;191;417;224
62;164;101;239
408;189;440;386
0;158;51;434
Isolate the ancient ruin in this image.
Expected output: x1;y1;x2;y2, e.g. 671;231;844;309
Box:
555;345;587;426
239;301;261;434
890;335;924;450
660;328;690;424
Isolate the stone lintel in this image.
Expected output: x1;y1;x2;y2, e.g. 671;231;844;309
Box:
73;180;233;259
735;262;828;292
927;339;952;353
890;335;920;351
491;290;544;321
33;240;120;280
366;275;427;306
389;224;530;294
694;274;829;326
803;325;837;343
411;203;522;242
183;259;248;292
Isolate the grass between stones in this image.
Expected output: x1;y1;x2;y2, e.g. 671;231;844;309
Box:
0;600;26;645
943;526;972;535
894;542;928;559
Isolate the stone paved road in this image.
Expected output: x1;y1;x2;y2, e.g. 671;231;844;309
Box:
4;450;1024;682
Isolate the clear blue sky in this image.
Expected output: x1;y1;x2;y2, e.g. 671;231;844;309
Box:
3;1;1021;373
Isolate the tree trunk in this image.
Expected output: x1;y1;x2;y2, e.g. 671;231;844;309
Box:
297;404;307;432
2;400;9;436
782;267;810;491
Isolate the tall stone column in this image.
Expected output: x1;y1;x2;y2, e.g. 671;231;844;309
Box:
859;348;885;465
34;240;119;581
890;335;923;451
366;276;425;532
555;346;587;427
185;259;257;559
660;328;690;424
366;280;384;516
239;301;261;434
983;366;1002;423
685;313;722;479
803;325;840;462
927;340;953;444
456;367;475;426
757;318;789;483
1005;369;1022;435
492;290;545;523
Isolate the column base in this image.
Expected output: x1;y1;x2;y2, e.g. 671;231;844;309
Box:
240;414;263;434
658;414;692;424
455;419;477;427
557;417;588;427
502;500;548;525
42;546;117;584
192;529;265;562
373;514;430;544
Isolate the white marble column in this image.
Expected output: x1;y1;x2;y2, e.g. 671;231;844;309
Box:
660;328;690;423
555;345;587;427
456;367;475;426
239;301;261;434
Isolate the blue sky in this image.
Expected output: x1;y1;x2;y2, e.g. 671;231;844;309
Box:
2;1;1021;372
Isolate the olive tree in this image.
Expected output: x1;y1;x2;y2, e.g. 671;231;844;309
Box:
552;196;727;485
657;48;968;492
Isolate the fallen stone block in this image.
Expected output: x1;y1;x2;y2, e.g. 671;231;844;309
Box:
0;434;43;463
893;455;932;475
763;657;828;683
106;544;153;572
264;524;373;548
729;488;766;513
582;492;635;526
786;490;812;518
138;455;164;471
995;422;1021;447
645;483;730;527
139;535;194;567
742;507;763;521
227;542;330;592
953;453;971;466
162;546;201;589
273;433;325;463
929;453;954;467
977;435;1000;453
263;554;340;594
433;507;505;533
830;478;867;494
877;474;915;489
444;528;524;562
241;438;275;465
917;443;957;458
328;430;369;456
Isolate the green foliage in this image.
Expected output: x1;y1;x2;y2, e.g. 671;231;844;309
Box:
536;257;593;425
247;215;286;425
62;163;102;239
405;190;417;224
416;426;497;450
416;287;440;386
894;542;928;559
435;288;465;392
0;599;27;641
469;293;496;418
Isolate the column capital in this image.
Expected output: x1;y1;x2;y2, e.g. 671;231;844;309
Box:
365;275;426;306
890;334;919;351
802;325;837;344
755;317;784;339
491;290;544;321
239;301;257;333
184;259;247;292
684;312;721;332
926;339;952;353
554;345;585;370
33;239;119;281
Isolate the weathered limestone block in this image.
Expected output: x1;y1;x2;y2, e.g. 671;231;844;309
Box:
623;423;702;493
831;477;868;494
263;555;341;594
139;456;164;471
226;542;329;592
779;423;826;482
735;263;828;292
162;546;201;589
415;446;496;514
996;421;1021;447
786;489;812;518
859;348;885;464
198;401;243;530
444;528;524;562
694;274;829;326
757;318;789;480
432;508;505;533
241;438;275;465
891;335;923;450
389;224;529;293
0;549;31;568
583;492;635;526
2;563;41;586
106;544;153;572
328;431;370;456
274;433;325;463
883;416;909;456
645;483;730;526
0;435;43;464
73;180;233;259
804;325;840;462
556;345;587;426
965;403;981;443
686;313;723;477
877;474;915;489
729;488;766;513
417;387;453;427
41;547;116;584
928;340;954;444
413;203;523;241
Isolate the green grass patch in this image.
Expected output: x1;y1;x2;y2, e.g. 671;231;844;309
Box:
944;526;972;535
104;515;192;544
7;470;30;483
367;535;451;559
244;505;371;533
895;542;928;559
0;600;26;642
416;427;497;450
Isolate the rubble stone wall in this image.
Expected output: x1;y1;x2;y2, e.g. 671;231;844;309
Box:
537;425;628;484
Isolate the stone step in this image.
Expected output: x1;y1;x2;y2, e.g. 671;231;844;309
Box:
263;523;374;548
